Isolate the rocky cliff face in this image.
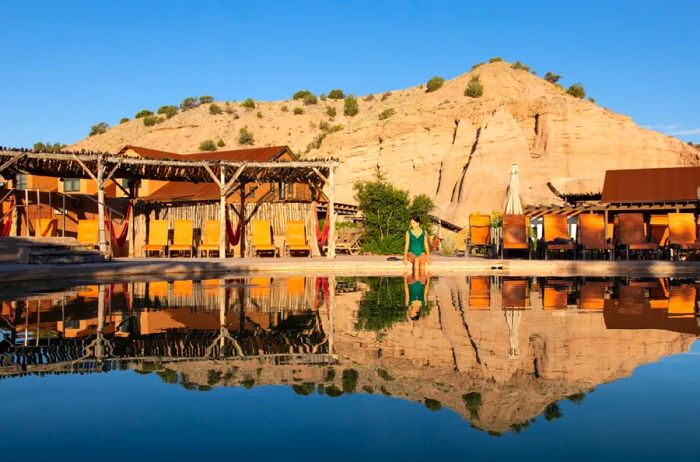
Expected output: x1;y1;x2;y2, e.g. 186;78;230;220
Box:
70;62;699;225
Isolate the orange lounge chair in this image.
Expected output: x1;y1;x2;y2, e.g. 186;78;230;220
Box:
617;213;659;260
667;213;700;259
33;218;57;237
501;214;530;259
77;219;99;249
502;279;529;309
285;221;311;257
251;220;277;257
468;276;490;309
199;220;222;257
168;220;194;257
466;214;491;258
578;214;614;259
543;214;574;259
668;285;697;318
649;215;670;247
142;220;169;257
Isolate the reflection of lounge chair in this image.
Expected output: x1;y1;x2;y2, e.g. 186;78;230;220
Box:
501;215;530;259
169;220;194;257
617;214;658;260
142;220;169;257
649;279;669;309
251;220;277;257
147;281;169;299
77;220;99;249
578;214;613;259
543;215;574;259
285;221;311;257
199;220;221;257
33;218;57;237
668;285;696;318
466;214;491;257
543;280;572;310
667;213;700;259
617;284;650;314
579;281;612;311
468;276;490;309
502;279;529;309
172;280;193;297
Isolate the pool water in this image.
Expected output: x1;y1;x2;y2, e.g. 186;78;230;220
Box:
1;275;698;461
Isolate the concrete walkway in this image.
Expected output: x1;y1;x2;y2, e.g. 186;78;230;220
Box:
2;255;700;283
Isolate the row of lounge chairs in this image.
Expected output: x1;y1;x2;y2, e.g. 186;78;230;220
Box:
465;212;700;260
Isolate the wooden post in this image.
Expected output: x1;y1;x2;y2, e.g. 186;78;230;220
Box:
219;165;227;259
97;154;107;256
96;284;105;359
328;275;336;356
327;164;336;259
239;182;247;258
61;193;66;237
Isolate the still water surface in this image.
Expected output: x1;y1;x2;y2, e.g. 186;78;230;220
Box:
1;275;698;461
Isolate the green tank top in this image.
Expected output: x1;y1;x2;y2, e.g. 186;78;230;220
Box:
408;229;425;256
408;280;425;307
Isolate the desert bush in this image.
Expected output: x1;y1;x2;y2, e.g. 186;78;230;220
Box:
180;97;199;111
306;133;327;152
293;90;313;100
281;105;289;112
238;127;254;145
511;61;530;71
157;105;178;118
426;76;445;92
209;103;223;115
381;92;392;101
89;122;109;136
464;75;484;98
143;115;160;126
303;94;318;105
488;56;503;63
378;108;396;120
256;111;263;118
440;234;456;256
319;93;327;101
326;106;337;117
319;120;331;131
293;107;304;115
328;89;345;99
566;83;586;99
471;62;485;70
424;399;442;411
199;95;214;104
199;139;217;151
365;94;375;101
344;95;359;116
544;72;561;84
588;97;596;104
135;109;153;118
217;138;225;147
119;117;130;124
241;98;256;109
33;142;66;153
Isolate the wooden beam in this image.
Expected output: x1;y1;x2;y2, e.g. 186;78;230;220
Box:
104;158;124;181
312;167;328;184
0;152;26;174
71;154;98;182
202;162;222;188
222;165;246;197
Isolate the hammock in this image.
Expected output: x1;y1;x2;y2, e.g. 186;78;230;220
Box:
106;202;132;248
225;206;243;246
313;203;330;246
1;196;15;237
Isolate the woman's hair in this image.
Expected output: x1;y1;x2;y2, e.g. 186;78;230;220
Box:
410;215;421;224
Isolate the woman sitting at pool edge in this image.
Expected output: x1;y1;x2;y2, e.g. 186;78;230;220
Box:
403;216;431;275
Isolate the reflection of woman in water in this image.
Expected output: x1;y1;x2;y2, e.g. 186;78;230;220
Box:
403;216;431;275
404;272;430;321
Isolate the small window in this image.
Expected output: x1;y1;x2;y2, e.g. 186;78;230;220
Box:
15;174;27;190
63;178;81;192
278;181;286;199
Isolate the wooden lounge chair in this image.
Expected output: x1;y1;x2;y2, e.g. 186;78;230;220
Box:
668;285;697;318
502;279;529;309
501;214;531;259
543;215;574;260
578;214;614;259
199;220;222;257
77;219;99;249
617;213;658;260
251;220;277;257
468;276;490;309
667;213;700;259
33;218;57;237
466;214;491;258
142;220;169;257
168;220;194;257
285;220;311;257
543;280;572;310
332;227;362;255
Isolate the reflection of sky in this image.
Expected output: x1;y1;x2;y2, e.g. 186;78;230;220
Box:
1;340;699;461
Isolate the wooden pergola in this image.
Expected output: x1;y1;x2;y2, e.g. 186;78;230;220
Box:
0;148;339;258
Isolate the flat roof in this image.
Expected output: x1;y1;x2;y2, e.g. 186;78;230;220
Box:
601;166;700;203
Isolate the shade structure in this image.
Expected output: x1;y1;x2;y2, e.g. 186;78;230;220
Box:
504;163;523;215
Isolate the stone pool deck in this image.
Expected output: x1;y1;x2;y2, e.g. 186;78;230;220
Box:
2;256;700;283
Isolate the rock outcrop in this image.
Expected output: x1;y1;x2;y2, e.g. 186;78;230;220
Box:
69;62;699;226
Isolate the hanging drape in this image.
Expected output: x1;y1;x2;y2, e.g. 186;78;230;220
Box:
105;202;132;247
314;203;330;246
1;196;15;237
225;206;242;246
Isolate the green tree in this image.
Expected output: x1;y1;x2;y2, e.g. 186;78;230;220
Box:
209;103;223;115
241;98;256;109
424;399;442;411
462;392;482;419
157;105;178;118
199;139;217;151
303;94;318;105
355;277;409;331
544;403;563;421
344;95;359;116
544;72;561;84
464;75;484;98
566;83;586;98
426;76;445;92
293;90;313;100
342;369;359;393
143;115;160;126
238;127;254;145
33;142;66;153
328;89;345;99
180;97;199;111
135;109;153;118
89;122;109;136
199;95;214;104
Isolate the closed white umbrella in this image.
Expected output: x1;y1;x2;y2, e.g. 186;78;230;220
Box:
504;164;522;215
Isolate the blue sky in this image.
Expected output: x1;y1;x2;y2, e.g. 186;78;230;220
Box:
1;0;698;148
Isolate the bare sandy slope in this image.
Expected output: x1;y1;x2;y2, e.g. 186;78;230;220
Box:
70;62;699;225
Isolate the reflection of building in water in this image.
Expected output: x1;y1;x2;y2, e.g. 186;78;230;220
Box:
1;275;698;434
